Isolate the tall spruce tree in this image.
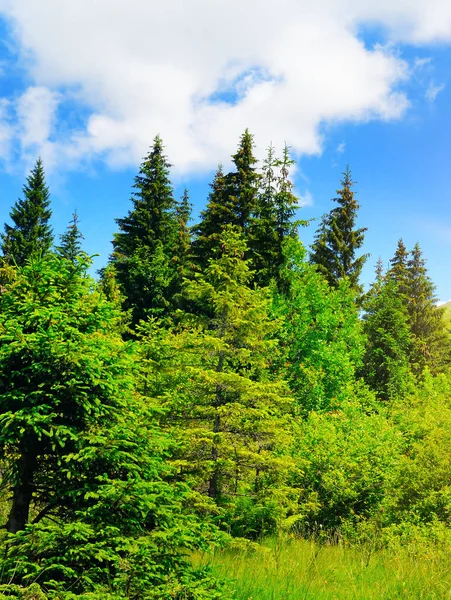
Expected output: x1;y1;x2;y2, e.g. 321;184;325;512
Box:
110;136;180;325
1;158;53;266
193;130;260;268
250;144;300;287
406;243;448;372
140;227;295;536
56;210;84;263
192;165;230;269
310;167;368;295
387;238;409;296
360;273;412;402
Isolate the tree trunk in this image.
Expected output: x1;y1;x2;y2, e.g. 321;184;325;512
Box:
6;451;37;533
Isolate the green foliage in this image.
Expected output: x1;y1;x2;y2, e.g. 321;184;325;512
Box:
1;158;53;266
111;135;181;325
56;210;84;263
249;144;301;288
292;400;402;536
276;238;364;413
139;227;297;538
383;373;451;529
0;254;226;598
406;243;449;372
310;166;368;295
193;130;260;269
360;277;412;402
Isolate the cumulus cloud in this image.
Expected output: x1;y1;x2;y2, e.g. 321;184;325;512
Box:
0;0;449;173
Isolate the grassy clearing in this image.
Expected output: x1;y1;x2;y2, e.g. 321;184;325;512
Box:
194;536;451;599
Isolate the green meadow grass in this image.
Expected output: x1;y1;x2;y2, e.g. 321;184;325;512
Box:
194;536;451;599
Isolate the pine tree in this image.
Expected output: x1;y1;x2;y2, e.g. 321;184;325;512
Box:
310;167;368;295
110;136;180;325
1;158;53;266
56;210;84;263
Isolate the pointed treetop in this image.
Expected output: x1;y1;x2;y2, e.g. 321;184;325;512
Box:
57;210;84;264
310;166;368;295
1;157;53;266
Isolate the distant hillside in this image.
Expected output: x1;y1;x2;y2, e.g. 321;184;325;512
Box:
440;301;451;326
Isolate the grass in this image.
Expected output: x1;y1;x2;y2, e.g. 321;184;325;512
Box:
194;536;451;599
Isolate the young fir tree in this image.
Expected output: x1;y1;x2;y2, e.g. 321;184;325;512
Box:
1;158;53;266
309;167;368;296
406;243;448;372
56;210;84;263
139;227;296;537
110;136;180;325
192;130;260;269
0;253;226;598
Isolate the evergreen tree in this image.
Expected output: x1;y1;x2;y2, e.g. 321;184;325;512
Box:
0;253;226;598
193;130;260;268
56;210;84;263
406;243;448;372
192;165;230;269
225;128;260;231
173;188;193;278
310;167;368;295
360;275;412;402
387;238;409;297
1;158;53;266
140;227;296;537
110;136;180;325
250;144;300;287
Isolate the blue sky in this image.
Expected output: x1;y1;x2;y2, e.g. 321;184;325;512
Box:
0;1;451;299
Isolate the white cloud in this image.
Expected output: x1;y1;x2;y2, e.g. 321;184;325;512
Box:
299;190;314;207
0;0;449;173
337;142;346;154
425;81;445;102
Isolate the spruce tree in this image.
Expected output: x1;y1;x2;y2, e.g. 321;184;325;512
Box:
0;253;226;598
360;275;412;402
387;238;409;296
110;136;180;325
192;165;230;269
406;243;448;372
310;167;368;295
140;227;295;536
193;130;260;268
250;144;300;287
1;158;53;266
225;128;260;230
56;210;84;263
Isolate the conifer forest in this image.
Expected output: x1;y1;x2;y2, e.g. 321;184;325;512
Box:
1;131;451;599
